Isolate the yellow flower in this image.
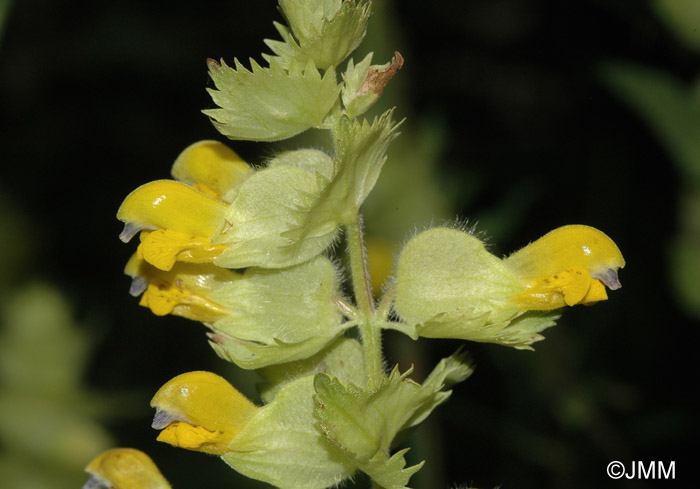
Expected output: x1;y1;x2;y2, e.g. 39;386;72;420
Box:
117;141;253;271
117;179;227;271
504;225;625;310
83;448;171;489
125;254;238;322
394;225;625;348
150;371;258;455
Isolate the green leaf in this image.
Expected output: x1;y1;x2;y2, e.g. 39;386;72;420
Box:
206;256;349;368
258;337;367;403
204;57;340;142
223;376;355;489
270;0;370;70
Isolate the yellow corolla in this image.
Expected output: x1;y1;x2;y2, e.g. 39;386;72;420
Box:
504;225;625;310
117;180;228;271
117;140;253;271
150;371;258;455
125;254;238;322
171;140;252;201
83;448;171;489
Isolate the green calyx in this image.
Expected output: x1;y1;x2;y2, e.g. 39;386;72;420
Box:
393;227;561;349
207;256;349;369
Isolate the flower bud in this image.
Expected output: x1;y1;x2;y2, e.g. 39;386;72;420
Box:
171;140;252;202
342;52;403;118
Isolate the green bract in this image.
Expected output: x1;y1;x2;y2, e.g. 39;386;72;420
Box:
313;350;472;488
342;53;404;119
331;111;400;216
207;256;349;369
204;57;340;142
341;53;378;118
221;339;373;489
212;150;338;269
211;112;399;269
258;337;366;404
223;376;354;489
393;227;560;349
269;0;371;70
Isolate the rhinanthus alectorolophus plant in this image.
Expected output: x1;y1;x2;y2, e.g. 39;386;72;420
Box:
83;1;625;488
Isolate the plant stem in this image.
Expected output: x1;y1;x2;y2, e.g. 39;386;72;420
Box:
345;216;384;386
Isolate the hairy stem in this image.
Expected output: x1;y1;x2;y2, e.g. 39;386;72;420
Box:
345;216;384;386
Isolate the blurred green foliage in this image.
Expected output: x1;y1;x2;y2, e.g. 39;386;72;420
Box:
653;0;700;50
0;279;114;487
602;6;700;317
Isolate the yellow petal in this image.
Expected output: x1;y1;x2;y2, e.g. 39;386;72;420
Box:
84;448;171;489
365;237;396;298
504;225;625;287
156;421;234;455
137;229;226;271
125;253;238;294
504;224;625;311
580;278;608;305
150;371;258;454
139;282;230;322
117;179;227;243
171;140;252;201
125;254;238;321
510;266;594;310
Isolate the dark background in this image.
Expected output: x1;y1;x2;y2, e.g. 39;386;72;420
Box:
0;0;696;488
